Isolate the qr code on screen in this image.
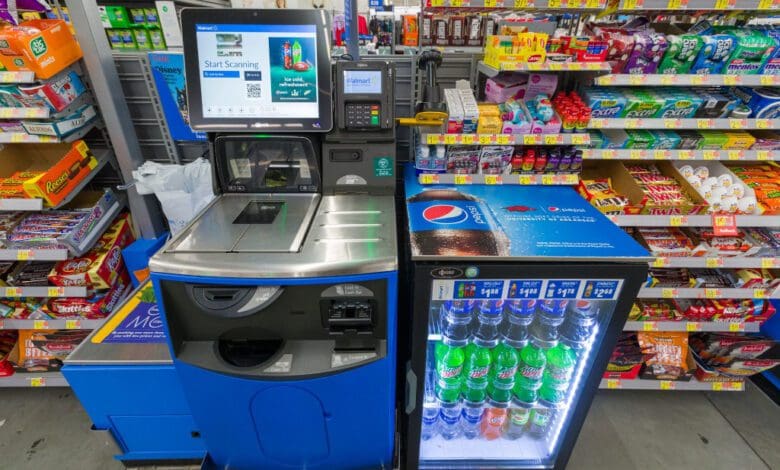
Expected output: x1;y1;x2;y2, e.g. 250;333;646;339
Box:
246;83;262;98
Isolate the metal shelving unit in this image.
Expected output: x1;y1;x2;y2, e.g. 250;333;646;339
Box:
623;320;762;333
600;377;744;391
588;118;779;130
638;286;778;300
596;74;780;87
425;0;608;8
0;286;88;298
0;372;69;387
0;318;103;330
477;60;610;77
583;149;777;162
609;214;778;227
0;71;36;84
418;173;579;185
423;133;590;146
612;0;778;11
650;257;779;269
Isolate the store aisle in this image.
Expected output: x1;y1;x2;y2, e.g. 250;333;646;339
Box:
0;385;777;470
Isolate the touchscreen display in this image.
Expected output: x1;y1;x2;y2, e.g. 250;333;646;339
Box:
195;24;319;120
343;70;382;94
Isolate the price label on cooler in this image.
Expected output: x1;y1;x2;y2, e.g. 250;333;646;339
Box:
705;288;722;299
453;280;504;299
507;280;543;299
661;288;678;298
697;119;714;129
669;215;687;227
753;288;766;299
761;258;778;269
755;150;770;161
419;174;439;185
514;0;528;6
65;319;81;329
712;214;738;237
606;379;621;389
705;258;724;268
544;280;581;299
453;175;472;185
659;380;675;390
29;377;46;387
686;322;701;332
756;119;771;130
483;175;502;185
571;134;588;145
714;0;735;8
653;257;669;268
729;119;747;130
664;119;681;129
729;322;745;332
622;0;643;9
33;320;48;329
582;280;620;299
727;150;743;161
667;0;686;8
643;322;658;331
523;135;538;145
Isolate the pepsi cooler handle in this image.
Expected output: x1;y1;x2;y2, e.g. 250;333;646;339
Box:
405;361;417;414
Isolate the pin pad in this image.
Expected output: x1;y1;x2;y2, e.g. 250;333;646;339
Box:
335;62;393;131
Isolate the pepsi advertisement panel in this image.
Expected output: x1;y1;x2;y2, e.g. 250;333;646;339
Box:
404;164;650;261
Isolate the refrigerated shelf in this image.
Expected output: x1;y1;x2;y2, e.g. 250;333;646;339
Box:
600;377;744;391
583;149;777;162
623;320;762;333
588;118;779;130
0;372;69;387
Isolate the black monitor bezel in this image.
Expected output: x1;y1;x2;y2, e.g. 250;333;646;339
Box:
181;8;333;133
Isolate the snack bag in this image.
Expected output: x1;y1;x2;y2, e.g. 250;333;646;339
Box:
638;331;690;380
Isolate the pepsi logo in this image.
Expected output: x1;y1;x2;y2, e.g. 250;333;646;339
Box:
548;206;559;212
422;205;468;224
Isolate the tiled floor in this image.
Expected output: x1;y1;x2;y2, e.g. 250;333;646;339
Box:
0;383;777;469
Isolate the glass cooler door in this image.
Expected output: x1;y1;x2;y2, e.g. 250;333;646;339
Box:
419;277;624;468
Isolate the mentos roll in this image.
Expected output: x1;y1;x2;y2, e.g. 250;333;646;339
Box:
407;189;511;257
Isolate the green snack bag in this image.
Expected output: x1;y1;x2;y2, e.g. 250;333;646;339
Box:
144;8;161;27
106;29;123;50
149;29;167;50
119;29;137;50
130;8;146;25
102;6;131;28
133;28;151;50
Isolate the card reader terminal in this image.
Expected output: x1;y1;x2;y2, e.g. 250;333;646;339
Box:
336;61;393;130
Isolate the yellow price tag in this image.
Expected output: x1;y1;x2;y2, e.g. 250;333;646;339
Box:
755;150;770;161
729;322;745;332
444;135;457;145
589;118;607;128
661;288;677;298
571;135;588;145
705;288;721;299
690;75;706;86
527;63;543;71
483;175;501;185
705;258;723;268
484;0;497;6
548;0;561;7
730;382;744;391
678;150;693;160
757;0;772;9
496;135;511;145
419;174;439;185
601;149;616;159
47;287;64;297
606;379;621;389
722;75;739;86
542;174;555;185
5;287;20;297
518;175;534;185
585;0;600;6
544;135;562;145
548;63;563;71
430;0;444;6
729;119;747;130
753;288;766;299
450;0;462;6
686;322;701;332
702;150;718;160
653;150;668;160
65;319;81;329
697;119;713;129
659;380;675;390
756;119;771;130
628;76;646;86
629;149;645;160
426;135;438;145
514;0;528;6
669;215;687;226
564;174;578;185
462;135;475;145
29;377;45;387
523;135;538;145
643;322;658;331
453;175;471;185
653;257;668;268
598;75;616;86
33;320;48;330
479;135;494;145
712;382;724;391
623;0;640;9
664;119;680;129
625;119;641;129
727;150;743;161
10;133;26;143
660;75;675;86
761;258;778;269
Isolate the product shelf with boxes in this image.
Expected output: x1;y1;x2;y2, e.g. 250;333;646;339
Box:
0;286;88;299
584;149;778;162
418;172;580;185
478;61;610;78
611;0;779;11
425;0;608;8
650;256;780;269
638;286;780;300
599;377;744;391
595;74;780;87
623;320;762;333
608;214;780;227
0;371;68;387
588;118;780;131
423;133;591;146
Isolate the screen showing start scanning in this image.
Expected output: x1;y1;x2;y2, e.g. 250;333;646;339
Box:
343;70;382;94
195;23;319;120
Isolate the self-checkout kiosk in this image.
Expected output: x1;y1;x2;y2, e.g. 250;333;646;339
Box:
145;8;398;470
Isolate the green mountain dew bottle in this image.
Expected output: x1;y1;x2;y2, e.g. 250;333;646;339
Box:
512;340;547;407
486;343;519;406
539;344;577;407
292;40;302;64
462;343;491;405
435;341;465;404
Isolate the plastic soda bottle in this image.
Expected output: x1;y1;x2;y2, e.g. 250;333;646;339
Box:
501;300;534;348
560;300;599;350
292;40;302;64
486;343;519;406
527;409;554;438
539;344;577;407
512;339;547;407
481;407;508;440
434;341;465;403
462;343;491;405
421;376;439;441
504;408;531;440
529;300;568;348
473;300;504;348
460;404;484;440
440;300;475;347
438;401;462;440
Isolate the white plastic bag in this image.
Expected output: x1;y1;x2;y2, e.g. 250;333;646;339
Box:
132;158;215;235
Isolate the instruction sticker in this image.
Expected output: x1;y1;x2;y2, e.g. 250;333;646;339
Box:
374;157;393;177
